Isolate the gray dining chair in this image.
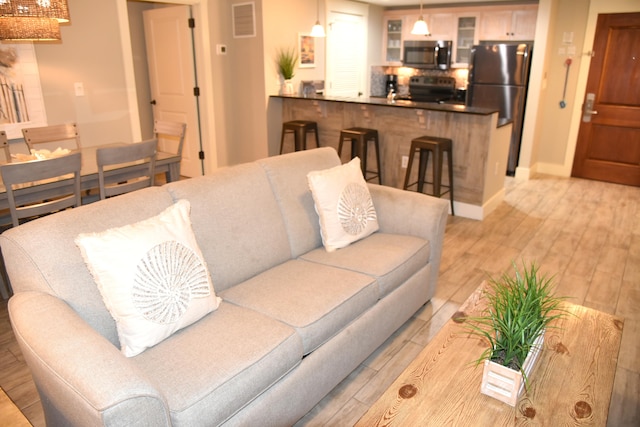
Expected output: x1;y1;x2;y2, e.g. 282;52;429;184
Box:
154;120;186;158
0;152;82;227
154;120;186;180
97;138;157;200
22;123;81;152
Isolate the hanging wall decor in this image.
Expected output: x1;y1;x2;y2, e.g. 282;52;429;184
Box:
0;43;47;138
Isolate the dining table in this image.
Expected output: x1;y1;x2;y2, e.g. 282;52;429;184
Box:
0;143;183;212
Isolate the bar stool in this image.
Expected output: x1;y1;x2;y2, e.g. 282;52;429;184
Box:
338;127;382;184
403;135;454;215
279;120;320;154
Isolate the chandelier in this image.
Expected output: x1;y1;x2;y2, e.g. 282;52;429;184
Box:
0;0;70;41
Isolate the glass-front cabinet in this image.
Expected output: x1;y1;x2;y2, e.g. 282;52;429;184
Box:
384;18;403;64
455;16;477;65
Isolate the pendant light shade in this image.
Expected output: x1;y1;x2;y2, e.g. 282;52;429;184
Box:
410;0;430;36
0;16;60;40
0;0;69;40
310;0;325;38
0;0;70;22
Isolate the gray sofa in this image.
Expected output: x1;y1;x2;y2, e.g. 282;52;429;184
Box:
2;147;448;426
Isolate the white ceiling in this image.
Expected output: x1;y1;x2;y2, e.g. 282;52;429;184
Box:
360;0;519;7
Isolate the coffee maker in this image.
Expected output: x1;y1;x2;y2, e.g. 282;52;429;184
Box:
385;74;398;95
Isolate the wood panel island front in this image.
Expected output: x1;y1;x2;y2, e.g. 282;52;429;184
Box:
270;95;512;220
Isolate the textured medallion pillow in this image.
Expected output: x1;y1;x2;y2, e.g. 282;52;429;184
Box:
307;157;379;252
75;199;221;357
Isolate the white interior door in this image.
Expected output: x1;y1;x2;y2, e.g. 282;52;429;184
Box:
326;11;366;97
143;5;202;177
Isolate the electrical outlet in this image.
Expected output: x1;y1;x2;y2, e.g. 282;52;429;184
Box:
401;156;409;168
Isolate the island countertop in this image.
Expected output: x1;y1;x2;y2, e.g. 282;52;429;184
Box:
272;94;510;124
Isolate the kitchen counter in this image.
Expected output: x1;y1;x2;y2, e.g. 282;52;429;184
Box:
270;95;513;219
273;94;502;118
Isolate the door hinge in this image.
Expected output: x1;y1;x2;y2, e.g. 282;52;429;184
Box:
188;17;195;28
193;86;200;96
199;151;205;160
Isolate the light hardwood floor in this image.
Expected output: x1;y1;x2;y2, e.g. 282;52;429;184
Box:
0;174;638;427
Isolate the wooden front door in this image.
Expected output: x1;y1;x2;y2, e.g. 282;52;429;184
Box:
571;12;640;186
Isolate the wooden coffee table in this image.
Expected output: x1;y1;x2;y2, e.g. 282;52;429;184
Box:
355;282;624;426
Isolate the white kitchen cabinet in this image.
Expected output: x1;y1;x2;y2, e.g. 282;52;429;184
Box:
478;6;537;41
427;13;456;40
453;15;478;66
383;16;404;64
404;13;455;41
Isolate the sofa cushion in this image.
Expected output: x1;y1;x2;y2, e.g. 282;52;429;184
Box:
75;200;221;357
220;259;378;354
307;157;379;252
258;147;342;257
0;186;176;347
165;162;293;292
300;233;431;298
132;302;302;426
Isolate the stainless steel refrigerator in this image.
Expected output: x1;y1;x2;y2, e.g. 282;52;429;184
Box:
466;43;533;175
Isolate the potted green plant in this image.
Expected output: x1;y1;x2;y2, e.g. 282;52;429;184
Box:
462;261;569;406
276;47;298;95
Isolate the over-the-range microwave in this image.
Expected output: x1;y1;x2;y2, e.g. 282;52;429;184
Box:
403;40;452;70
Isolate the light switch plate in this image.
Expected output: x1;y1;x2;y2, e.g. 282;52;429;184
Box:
74;82;85;97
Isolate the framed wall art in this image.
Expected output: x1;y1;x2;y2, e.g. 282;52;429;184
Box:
0;43;47;139
298;33;315;68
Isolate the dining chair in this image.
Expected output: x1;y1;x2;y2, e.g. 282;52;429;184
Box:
154;120;186;158
97;138;157;200
0;152;82;227
0;131;11;163
22;123;81;152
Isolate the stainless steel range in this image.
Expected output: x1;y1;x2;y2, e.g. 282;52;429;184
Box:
408;76;457;103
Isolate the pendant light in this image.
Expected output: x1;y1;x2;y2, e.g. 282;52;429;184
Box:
411;0;429;36
0;0;69;41
0;16;60;41
310;0;325;38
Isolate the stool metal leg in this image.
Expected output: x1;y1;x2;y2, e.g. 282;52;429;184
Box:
373;137;382;184
294;127;306;151
279;129;288;154
417;149;430;194
432;147;443;198
403;145;416;190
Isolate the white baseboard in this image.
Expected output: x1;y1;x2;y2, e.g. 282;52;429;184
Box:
450;187;505;220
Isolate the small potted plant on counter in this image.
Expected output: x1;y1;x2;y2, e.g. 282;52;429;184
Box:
462;261;569;406
276;46;298;95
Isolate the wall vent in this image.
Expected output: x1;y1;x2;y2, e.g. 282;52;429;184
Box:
232;2;256;38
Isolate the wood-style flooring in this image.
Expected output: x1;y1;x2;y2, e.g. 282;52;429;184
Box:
1;173;638;427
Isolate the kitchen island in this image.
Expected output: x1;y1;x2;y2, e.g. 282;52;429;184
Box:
270;94;512;220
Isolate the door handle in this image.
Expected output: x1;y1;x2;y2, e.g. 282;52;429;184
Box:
582;93;598;122
150;99;157;105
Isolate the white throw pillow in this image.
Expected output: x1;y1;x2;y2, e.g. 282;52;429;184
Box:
307;157;379;252
75;199;221;357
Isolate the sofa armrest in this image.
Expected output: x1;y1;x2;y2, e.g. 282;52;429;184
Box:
368;184;449;286
9;291;170;426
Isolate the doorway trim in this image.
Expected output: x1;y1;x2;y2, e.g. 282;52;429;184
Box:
116;0;218;171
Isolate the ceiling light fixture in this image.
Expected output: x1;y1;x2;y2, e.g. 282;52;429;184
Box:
310;0;325;38
411;0;429;36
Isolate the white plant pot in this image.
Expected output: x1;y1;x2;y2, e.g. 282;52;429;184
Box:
480;330;545;406
281;80;294;95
